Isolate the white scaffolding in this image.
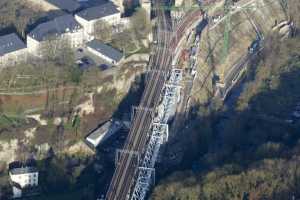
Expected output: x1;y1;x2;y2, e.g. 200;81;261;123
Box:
130;68;182;200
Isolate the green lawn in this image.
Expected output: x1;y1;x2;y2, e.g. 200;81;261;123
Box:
0;114;24;129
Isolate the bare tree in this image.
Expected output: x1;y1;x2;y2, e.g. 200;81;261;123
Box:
111;29;135;55
39;37;74;66
130;8;151;40
94;20;113;42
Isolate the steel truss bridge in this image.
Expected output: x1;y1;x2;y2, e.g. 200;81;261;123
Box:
105;1;203;199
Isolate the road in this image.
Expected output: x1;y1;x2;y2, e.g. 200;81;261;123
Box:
105;2;203;199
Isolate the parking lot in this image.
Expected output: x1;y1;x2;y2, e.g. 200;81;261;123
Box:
75;46;113;71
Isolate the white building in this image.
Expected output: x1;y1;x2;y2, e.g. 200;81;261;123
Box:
0;33;27;67
9;166;39;198
27;14;84;55
86;39;124;65
75;2;121;37
86;120;123;148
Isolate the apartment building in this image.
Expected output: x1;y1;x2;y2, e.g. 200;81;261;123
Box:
9;166;39;198
27;14;84;55
75;2;121;37
86;39;124;65
0;33;27;66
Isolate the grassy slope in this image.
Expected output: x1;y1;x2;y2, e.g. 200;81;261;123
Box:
195;0;287;95
151;34;300;200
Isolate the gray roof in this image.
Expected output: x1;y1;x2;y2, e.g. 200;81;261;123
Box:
10;167;38;175
88;120;113;140
47;0;81;12
86;120;122;145
87;39;123;62
29;14;82;42
0;33;26;56
76;2;119;21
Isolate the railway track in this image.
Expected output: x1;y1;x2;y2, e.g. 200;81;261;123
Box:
105;2;203;199
105;1;170;199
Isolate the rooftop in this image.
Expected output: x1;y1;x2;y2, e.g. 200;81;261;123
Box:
46;0;81;12
87;39;123;62
87;120;114;140
29;14;82;42
0;33;26;56
76;2;119;21
86;120;122;147
10;167;38;175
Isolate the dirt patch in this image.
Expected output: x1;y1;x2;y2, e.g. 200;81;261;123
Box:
24;127;36;140
75;93;95;117
0;139;18;164
66;141;94;156
0;94;46;114
0;86;80;114
26;115;47;126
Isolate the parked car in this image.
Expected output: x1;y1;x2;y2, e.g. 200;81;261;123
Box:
77;56;96;70
81;56;94;65
99;64;110;71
